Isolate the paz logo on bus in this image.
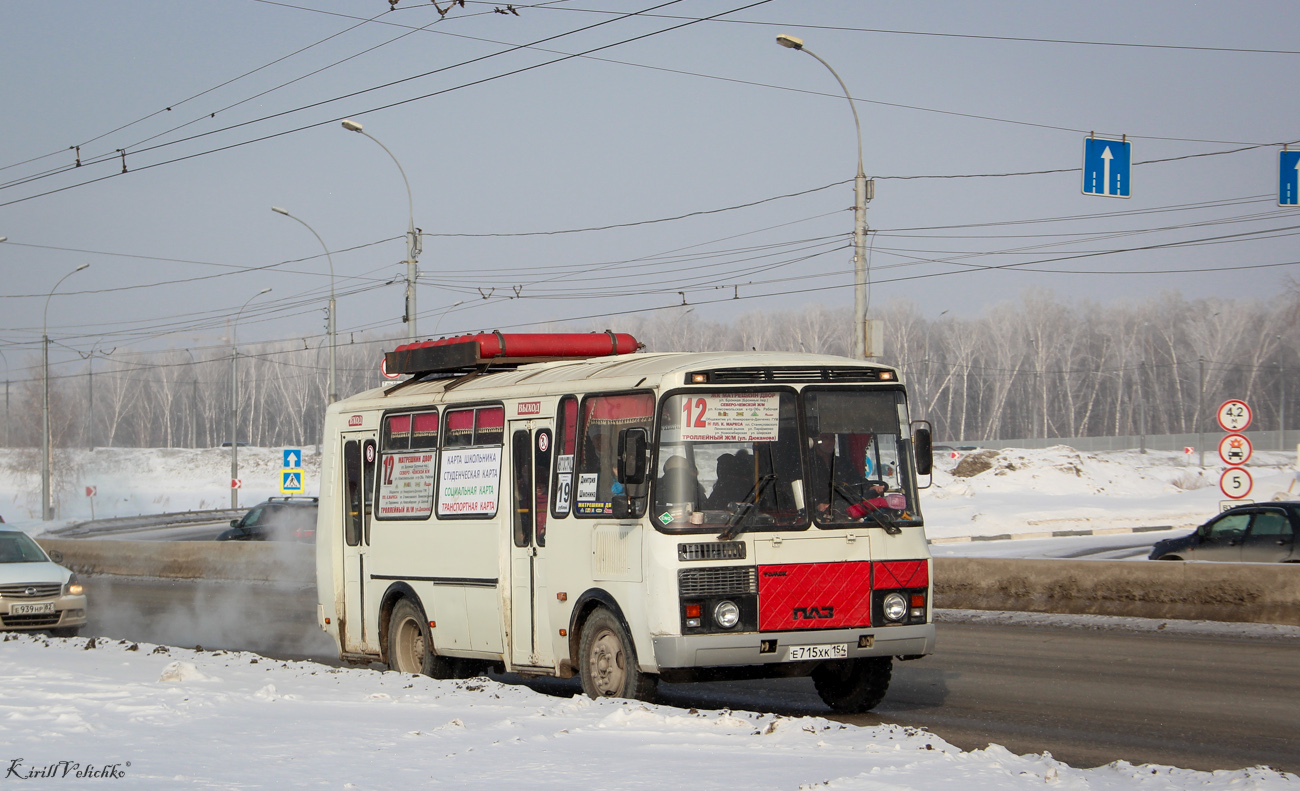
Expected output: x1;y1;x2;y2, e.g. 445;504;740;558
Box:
348;415;364;427
792;606;835;620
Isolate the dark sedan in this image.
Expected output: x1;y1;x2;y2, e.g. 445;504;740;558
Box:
217;497;319;542
1149;501;1299;563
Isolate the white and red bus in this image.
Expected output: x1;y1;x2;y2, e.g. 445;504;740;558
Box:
315;332;935;711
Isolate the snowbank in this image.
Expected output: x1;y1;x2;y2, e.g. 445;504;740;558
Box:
0;633;1292;789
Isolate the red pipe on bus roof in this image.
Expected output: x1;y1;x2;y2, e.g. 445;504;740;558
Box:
393;331;641;360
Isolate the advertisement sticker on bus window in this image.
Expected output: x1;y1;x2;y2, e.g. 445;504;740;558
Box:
672;393;781;443
556;454;574;474
576;473;599;502
437;446;502;517
377;452;436;519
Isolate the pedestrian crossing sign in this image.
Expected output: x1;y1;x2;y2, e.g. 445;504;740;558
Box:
281;469;305;494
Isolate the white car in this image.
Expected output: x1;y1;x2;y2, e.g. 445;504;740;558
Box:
0;530;86;637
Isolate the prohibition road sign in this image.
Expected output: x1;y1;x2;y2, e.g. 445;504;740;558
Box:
1216;399;1252;432
380;357;401;380
1218;434;1253;466
1219;467;1253;499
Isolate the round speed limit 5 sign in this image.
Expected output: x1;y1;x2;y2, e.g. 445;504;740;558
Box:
1219;467;1253;499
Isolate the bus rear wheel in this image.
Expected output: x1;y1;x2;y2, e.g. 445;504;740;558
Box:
578;608;657;701
387;598;457;679
812;656;892;713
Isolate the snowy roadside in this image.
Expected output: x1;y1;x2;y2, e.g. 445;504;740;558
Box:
0;632;1293;790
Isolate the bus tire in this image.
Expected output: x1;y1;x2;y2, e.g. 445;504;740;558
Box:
387;598;456;679
812;656;892;713
578;608;657;701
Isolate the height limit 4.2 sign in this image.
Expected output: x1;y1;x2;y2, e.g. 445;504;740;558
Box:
1082;136;1131;198
1216;399;1252;432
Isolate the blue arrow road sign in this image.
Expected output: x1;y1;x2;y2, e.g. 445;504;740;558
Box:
1082;136;1131;198
283;448;302;469
1280;150;1300;206
281;469;304;494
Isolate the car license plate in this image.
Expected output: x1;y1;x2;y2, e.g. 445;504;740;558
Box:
10;602;55;616
786;643;848;662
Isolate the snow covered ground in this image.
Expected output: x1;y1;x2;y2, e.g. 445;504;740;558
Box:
1;632;1294;790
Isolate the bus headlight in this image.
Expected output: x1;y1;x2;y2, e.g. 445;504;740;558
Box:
713;600;740;629
882;593;907;622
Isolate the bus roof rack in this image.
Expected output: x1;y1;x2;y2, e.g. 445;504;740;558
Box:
384;331;642;381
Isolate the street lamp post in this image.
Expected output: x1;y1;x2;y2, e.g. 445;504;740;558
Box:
341;119;422;343
230;288;271;509
272;207;338;403
43;263;90;520
776;34;872;360
0;348;9;448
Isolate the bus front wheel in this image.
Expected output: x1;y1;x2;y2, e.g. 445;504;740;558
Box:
387;598;457;679
812;656;892;713
578;608;657;701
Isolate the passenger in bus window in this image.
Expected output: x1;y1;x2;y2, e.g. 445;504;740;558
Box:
705;451;754;509
658;455;706;512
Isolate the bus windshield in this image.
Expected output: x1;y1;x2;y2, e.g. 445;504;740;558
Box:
654;391;805;533
803;388;921;530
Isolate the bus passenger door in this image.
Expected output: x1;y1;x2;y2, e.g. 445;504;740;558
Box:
340;432;379;655
508;420;555;669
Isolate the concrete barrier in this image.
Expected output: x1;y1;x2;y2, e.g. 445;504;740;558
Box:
934;557;1300;626
35;540;1299;625
38;539;313;584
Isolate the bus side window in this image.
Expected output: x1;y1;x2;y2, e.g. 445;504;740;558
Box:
512;430;533;548
343;440;362;546
551;395;578;518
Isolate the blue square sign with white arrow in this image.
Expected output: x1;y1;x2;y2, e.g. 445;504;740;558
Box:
283;448;302;469
1082;136;1131;198
1280;150;1300;206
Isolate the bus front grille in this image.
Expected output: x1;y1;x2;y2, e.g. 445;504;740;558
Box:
678;566;757;597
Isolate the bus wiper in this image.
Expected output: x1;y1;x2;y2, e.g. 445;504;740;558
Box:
717;474;777;541
833;482;900;535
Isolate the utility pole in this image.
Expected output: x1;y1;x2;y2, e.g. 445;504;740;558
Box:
1197;357;1206;468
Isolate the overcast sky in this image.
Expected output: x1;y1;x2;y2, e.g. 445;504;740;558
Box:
2;0;1297;381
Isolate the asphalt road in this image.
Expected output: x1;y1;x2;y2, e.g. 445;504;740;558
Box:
78;575;1299;774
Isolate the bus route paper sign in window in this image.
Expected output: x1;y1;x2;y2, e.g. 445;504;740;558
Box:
438;446;502;517
377;452;437;519
673;393;780;443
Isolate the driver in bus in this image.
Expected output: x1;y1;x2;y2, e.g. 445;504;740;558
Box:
845;480;889;518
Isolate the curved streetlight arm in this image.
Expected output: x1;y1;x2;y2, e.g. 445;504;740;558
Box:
44;264;90;335
233;288;273;348
271;208;336;297
784;44;864;177
341;120;418;256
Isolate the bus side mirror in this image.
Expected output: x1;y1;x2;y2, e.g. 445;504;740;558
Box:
617;427;649;485
911;422;933;476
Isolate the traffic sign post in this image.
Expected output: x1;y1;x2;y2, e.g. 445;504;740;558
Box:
85;485;97;520
1082;135;1131;198
1216;399;1252;432
1281;149;1300;207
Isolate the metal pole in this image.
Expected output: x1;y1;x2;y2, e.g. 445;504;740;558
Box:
231;289;271;509
776;36;870;360
86;350;93;450
1139;361;1147;454
341;120;421;342
42;264;89;520
1197;357;1206;468
1280;361;1287;451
